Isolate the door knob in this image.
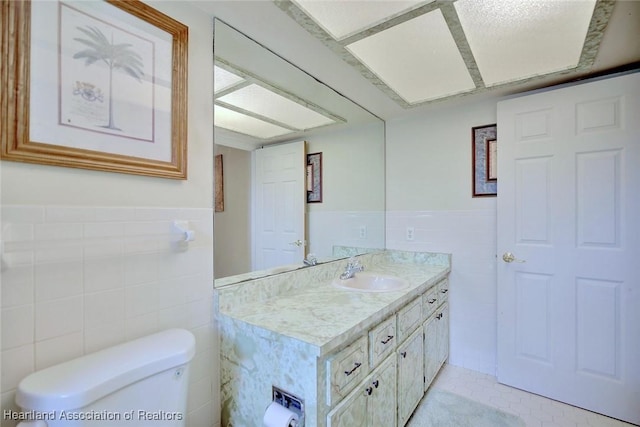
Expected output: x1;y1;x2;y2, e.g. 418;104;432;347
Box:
289;239;304;247
502;252;526;263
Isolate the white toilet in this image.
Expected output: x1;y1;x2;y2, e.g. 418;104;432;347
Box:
14;329;195;427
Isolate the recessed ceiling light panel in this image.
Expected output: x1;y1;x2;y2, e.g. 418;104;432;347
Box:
346;9;476;104
292;0;431;40
218;84;335;130
214;105;293;139
214;65;245;93
455;0;596;86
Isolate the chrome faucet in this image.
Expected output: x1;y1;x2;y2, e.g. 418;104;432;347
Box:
340;257;364;280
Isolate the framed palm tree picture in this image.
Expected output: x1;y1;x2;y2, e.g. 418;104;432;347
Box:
1;0;188;179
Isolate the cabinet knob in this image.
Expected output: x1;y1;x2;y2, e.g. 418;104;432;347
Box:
428;298;437;304
365;387;373;396
372;380;379;388
401;351;407;358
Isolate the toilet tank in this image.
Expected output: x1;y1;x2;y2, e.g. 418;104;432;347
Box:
15;329;196;427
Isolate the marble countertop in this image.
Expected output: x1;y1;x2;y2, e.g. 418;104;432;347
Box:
219;261;450;356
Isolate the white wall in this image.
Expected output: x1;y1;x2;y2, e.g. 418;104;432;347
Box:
306;122;386;258
306;122;385;212
385;98;499;375
0;2;218;426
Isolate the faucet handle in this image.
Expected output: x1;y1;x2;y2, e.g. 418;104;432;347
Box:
305;253;317;266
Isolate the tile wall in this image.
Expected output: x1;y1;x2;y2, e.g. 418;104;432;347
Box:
0;205;217;427
386;209;497;374
306;211;385;259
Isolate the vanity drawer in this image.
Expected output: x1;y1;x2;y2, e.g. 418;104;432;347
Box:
397;296;422;342
438;279;449;302
422;287;439;320
327;336;369;406
369;315;397;368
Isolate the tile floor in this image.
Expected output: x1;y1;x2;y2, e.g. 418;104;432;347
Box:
424;364;637;427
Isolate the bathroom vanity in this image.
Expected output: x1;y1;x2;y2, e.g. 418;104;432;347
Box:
216;250;450;426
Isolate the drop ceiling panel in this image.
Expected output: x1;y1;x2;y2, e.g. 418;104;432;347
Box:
215;105;293;139
455;0;596;86
274;0;624;111
292;0;431;40
346;9;475;104
214;65;245;93
218;84;336;129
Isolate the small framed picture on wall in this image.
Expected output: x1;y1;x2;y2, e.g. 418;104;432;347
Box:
307;152;322;203
472;124;497;197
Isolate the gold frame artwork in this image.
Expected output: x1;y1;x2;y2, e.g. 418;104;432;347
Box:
0;0;189;179
215;154;224;212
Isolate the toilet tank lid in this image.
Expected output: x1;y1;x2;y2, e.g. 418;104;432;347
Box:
16;328;196;412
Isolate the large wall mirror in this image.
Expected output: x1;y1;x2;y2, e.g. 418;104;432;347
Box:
213;19;385;285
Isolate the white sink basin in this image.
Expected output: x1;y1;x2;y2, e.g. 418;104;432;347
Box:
332;272;409;292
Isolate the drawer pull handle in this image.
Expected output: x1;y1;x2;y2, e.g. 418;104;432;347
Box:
381;335;394;344
428;298;437;304
365;387;373;396
441;289;448;294
344;362;362;376
372;380;379;388
401;351;407;358
436;313;443;320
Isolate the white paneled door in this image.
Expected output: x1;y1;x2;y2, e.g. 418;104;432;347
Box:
497;72;640;424
254;141;306;271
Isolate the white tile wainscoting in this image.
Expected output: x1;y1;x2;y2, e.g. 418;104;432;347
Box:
0;205;218;427
386;209;497;375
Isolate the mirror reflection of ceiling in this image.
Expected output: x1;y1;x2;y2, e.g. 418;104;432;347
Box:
276;0;629;108
213;19;380;147
214;63;343;140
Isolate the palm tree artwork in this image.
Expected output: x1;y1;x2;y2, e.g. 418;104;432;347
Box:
72;26;145;131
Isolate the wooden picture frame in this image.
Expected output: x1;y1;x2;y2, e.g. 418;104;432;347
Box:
1;0;189;179
472;124;497;197
214;154;224;212
307;152;322;203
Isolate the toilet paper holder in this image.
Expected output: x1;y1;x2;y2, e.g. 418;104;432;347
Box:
272;386;304;423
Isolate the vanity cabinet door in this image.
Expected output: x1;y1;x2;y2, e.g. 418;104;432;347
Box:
327;355;397;427
424;302;450;392
327;385;367;427
423;313;439;391
436;303;449;365
368;355;397;427
397;328;424;426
